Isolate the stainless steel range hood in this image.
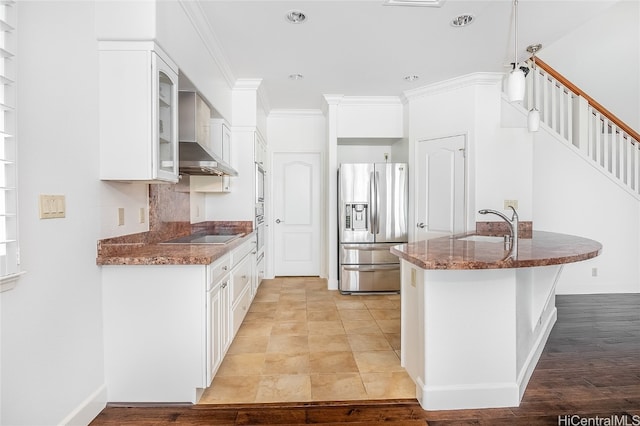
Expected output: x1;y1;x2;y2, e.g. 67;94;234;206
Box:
178;141;238;176
178;91;238;177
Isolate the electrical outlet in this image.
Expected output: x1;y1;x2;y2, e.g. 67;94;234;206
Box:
39;194;66;219
410;268;416;287
504;199;518;210
118;208;125;226
592;267;598;277
139;207;146;224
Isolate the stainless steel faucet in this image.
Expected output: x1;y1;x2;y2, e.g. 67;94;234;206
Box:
478;206;519;258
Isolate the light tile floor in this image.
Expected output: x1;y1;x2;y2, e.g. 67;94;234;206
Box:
199;276;416;404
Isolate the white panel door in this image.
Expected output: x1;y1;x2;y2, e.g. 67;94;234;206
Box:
273;152;321;276
415;135;466;241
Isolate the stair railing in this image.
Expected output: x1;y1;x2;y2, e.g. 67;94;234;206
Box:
522;58;640;194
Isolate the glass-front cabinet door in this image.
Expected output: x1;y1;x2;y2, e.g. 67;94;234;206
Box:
154;55;178;181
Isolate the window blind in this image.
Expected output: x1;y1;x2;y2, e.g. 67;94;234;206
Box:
0;0;20;291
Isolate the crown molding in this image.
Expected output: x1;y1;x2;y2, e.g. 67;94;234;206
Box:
233;78;263;91
178;1;236;89
402;72;504;102
268;109;325;119
323;94;345;105
338;96;404;106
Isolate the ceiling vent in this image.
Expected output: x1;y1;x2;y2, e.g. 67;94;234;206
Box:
383;0;446;7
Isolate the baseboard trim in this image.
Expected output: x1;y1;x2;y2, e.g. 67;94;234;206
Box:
418;381;520;410
58;384;107;426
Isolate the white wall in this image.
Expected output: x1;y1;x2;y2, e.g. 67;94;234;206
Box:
405;74;529;234
335;97;404;139
337;144;395;164
268;110;326;152
539;0;640;131
101;182;150;236
2;2;106;425
267;110;326;279
531;120;640;294
501;95;640;294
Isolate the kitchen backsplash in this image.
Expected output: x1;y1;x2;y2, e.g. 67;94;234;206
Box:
149;183;190;228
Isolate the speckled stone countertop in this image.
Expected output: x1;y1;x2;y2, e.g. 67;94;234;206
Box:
390;231;602;270
96;221;255;266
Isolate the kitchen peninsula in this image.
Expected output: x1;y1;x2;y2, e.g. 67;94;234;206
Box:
391;230;602;411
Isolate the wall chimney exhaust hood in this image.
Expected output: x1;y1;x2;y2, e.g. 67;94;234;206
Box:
178;141;238;176
178;91;238;177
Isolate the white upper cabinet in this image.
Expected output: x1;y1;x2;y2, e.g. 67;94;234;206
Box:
99;41;179;183
190;118;232;193
211;118;231;164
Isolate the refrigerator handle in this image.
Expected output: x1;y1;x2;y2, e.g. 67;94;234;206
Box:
375;171;380;234
369;171;375;235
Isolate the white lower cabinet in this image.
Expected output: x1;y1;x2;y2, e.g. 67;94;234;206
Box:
230;239;256;337
206;272;230;386
102;236;256;403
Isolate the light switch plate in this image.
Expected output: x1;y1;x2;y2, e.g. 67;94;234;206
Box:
39;194;66;219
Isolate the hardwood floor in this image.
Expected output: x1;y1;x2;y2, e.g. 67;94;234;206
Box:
91;293;640;425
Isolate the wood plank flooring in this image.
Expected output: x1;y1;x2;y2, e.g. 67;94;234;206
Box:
90;293;640;425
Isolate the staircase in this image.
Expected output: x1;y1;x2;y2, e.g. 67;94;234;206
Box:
519;58;640;200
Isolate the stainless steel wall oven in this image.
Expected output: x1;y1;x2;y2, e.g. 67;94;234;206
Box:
255;163;265;203
255;203;264;254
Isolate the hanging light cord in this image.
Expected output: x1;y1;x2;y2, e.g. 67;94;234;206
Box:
513;0;519;70
531;52;536;108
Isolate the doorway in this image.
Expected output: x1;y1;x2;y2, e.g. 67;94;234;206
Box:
414;134;467;240
272;152;321;276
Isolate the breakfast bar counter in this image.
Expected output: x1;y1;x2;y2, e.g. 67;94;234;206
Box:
390;231;602;411
390;230;602;270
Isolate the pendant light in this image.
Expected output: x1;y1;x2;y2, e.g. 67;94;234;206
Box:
527;44;542;132
506;0;525;102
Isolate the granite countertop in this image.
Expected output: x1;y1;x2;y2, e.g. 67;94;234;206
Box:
390;231;602;270
96;221;255;266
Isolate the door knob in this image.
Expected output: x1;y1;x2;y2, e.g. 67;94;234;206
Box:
275;219;282;224
416;222;426;229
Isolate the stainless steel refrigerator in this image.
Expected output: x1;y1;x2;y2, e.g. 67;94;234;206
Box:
338;163;408;293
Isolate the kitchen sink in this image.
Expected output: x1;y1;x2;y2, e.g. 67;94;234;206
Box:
456;235;505;243
161;233;243;245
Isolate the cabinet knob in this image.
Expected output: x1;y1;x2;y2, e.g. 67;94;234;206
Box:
221;281;228;289
276;219;282;224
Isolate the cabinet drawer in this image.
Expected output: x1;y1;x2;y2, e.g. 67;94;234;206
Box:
231;237;256;268
208;255;231;291
231;256;252;306
232;285;251;337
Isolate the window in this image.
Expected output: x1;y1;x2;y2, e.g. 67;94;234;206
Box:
0;0;20;291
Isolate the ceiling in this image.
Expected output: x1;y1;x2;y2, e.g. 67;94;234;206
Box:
198;0;619;111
